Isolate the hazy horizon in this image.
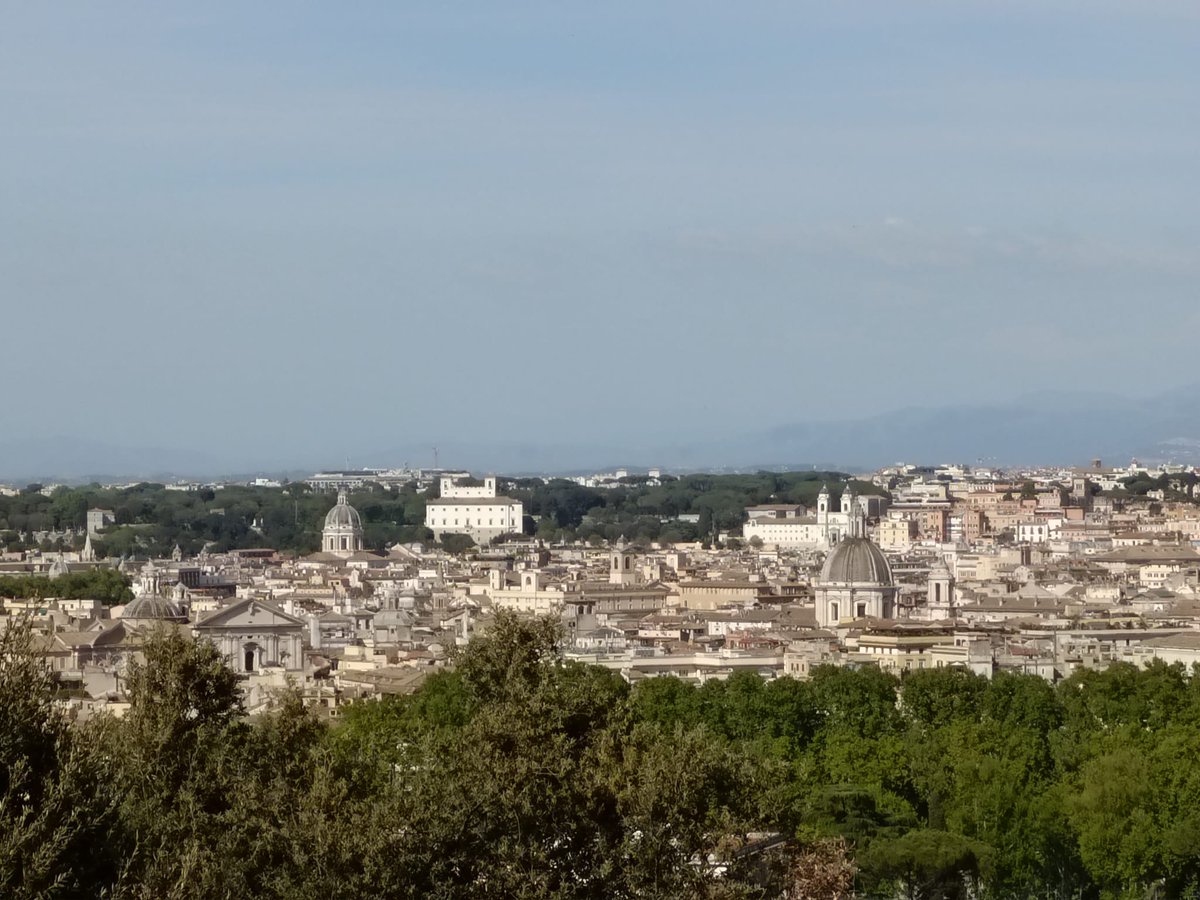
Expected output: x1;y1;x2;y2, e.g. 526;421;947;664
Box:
3;3;1198;470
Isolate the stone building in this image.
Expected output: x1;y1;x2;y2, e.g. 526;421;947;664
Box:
192;598;306;674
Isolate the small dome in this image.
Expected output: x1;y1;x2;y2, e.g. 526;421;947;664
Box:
324;492;362;531
819;537;893;586
121;594;186;622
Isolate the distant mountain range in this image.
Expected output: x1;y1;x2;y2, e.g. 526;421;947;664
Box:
749;385;1200;470
3;386;1199;482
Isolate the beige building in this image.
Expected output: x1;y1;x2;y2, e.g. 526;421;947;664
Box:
487;569;563;614
854;624;956;674
677;579;776;610
877;518;917;551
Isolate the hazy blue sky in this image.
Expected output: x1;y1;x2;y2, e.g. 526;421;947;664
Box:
2;2;1198;470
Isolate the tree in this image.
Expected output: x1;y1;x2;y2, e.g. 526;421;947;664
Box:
0;619;120;898
900;668;986;730
439;533;476;555
121;627;244;765
860;829;990;900
783;837;856;900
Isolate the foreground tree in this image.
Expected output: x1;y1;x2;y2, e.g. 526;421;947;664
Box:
0;619;120;898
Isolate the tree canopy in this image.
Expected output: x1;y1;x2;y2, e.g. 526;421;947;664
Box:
4;616;1200;897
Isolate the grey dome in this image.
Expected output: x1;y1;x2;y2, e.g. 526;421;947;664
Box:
121;595;186;622
324;492;362;530
819;537;893;586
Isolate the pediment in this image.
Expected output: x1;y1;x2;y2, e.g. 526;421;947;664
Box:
194;598;305;631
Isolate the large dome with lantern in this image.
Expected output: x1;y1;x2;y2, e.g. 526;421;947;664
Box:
819;537;893;586
322;491;364;556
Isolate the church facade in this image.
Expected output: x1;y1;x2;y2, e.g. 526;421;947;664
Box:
743;485;873;550
192;598;306;674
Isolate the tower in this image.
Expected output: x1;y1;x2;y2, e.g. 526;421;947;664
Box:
139;561;161;597
609;539;639;586
927;561;956;620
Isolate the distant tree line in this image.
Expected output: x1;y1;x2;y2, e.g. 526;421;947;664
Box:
1116;472;1198;500
505;472;884;545
0;569;133;606
1;473;884;556
0;483;432;557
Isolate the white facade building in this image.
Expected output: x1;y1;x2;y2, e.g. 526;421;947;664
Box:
1016;520;1051;544
742;485;869;549
426;475;523;546
742;516;826;549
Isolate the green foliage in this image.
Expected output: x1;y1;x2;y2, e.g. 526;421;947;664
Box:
0;472;888;554
8;615;1200;897
0;568;134;606
507;471;886;543
438;532;476;555
0;619;121;898
900;667;986;729
859;828;991;900
0;482;433;556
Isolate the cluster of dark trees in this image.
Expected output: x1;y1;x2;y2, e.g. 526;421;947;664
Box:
0;570;133;606
2;473;882;557
505;472;883;545
6;610;1200;898
1;615;793;899
1118;472;1197;500
0;483;431;557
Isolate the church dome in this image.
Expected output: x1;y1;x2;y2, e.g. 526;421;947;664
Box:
324;492;362;531
121;594;186;622
819;537;893;586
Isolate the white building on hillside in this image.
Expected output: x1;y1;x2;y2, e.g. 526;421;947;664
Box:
426;475;523;547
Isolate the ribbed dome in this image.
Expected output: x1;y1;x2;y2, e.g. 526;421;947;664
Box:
819;537;893;586
121;595;186;621
324;492;362;530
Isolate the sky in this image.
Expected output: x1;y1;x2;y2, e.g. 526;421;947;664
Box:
1;2;1198;472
